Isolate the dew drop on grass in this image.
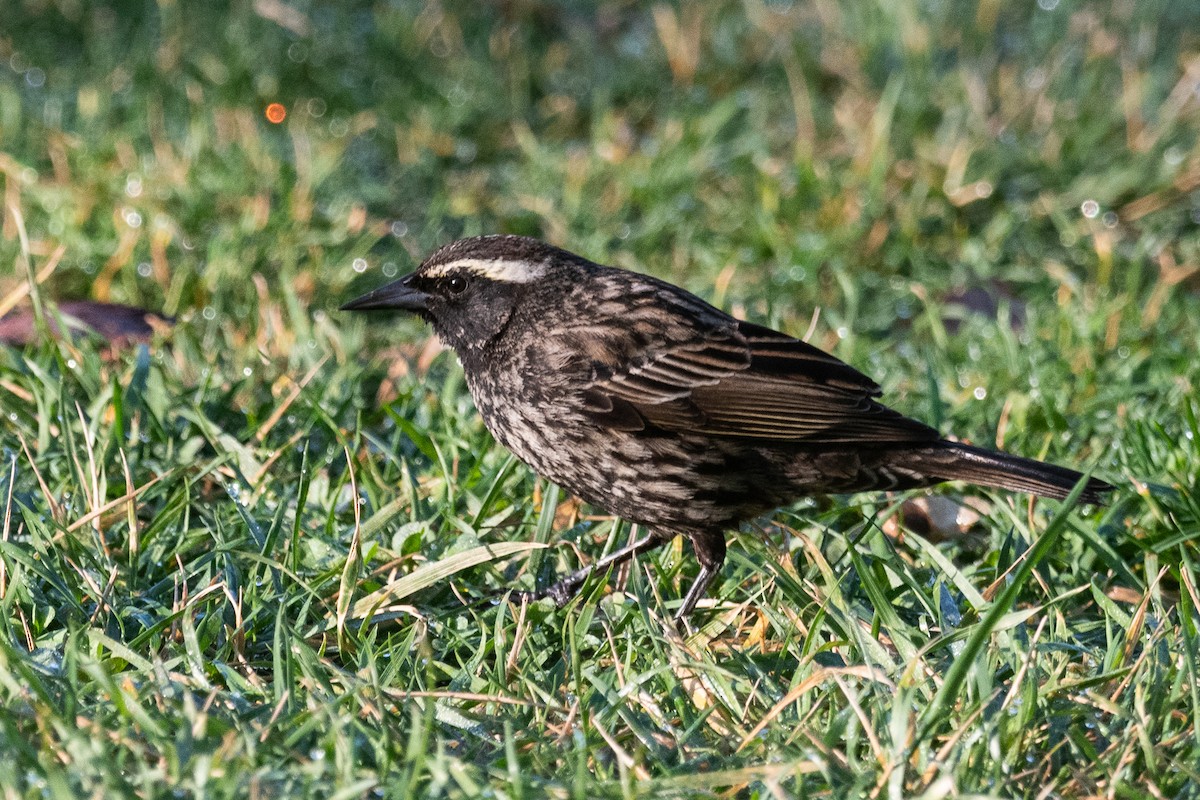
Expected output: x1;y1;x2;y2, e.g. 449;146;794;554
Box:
352;258;368;273
202;306;216;320
1081;199;1100;218
66;358;77;370
124;209;142;227
973;386;987;400
137;262;152;277
243;367;253;377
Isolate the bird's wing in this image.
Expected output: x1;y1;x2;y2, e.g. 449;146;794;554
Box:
582;319;939;444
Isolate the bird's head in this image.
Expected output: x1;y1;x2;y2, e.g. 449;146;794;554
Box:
340;235;589;353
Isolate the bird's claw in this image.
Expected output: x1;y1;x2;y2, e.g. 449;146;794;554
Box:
506;571;590;609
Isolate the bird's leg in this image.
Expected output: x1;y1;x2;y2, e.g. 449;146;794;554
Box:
520;528;673;607
674;532;727;622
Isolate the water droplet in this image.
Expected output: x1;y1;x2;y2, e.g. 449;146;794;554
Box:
973;386;987;400
1037;0;1059;10
455;140;477;163
124;209;143;228
836;327;848;339
382;262;398;277
1080;200;1100;219
25;67;45;88
390;220;408;238
202;306;216;320
137;262;152;278
66;358;78;370
243;367;253;377
126;176;143;198
352;258;368;273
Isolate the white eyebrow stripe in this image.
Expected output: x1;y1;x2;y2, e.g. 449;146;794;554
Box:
424;258;546;283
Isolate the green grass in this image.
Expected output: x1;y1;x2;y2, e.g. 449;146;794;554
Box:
2;0;1199;796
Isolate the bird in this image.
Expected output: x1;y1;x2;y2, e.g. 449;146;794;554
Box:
342;234;1113;621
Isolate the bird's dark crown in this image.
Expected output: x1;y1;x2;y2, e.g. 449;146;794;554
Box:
416;234;596;284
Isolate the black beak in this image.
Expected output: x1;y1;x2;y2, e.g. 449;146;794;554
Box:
339;274;430;313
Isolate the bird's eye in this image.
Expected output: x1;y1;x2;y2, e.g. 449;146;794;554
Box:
446;275;468;295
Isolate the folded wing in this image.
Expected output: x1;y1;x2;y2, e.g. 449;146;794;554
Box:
582;319;939;444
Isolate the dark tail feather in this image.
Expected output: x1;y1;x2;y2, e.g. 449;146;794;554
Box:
904;442;1114;505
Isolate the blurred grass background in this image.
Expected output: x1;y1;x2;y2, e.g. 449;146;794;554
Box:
2;0;1199;796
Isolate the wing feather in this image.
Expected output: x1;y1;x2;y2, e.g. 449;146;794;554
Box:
581;318;938;444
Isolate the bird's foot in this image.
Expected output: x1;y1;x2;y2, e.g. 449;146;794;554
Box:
506;567;592;608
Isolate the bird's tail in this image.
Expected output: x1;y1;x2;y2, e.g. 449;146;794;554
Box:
902;441;1114;505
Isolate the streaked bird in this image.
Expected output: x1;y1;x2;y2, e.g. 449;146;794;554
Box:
343;235;1113;620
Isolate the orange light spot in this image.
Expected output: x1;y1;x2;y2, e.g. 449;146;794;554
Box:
265;103;287;124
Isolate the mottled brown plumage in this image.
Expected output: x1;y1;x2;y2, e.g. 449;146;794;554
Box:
343;235;1113;620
